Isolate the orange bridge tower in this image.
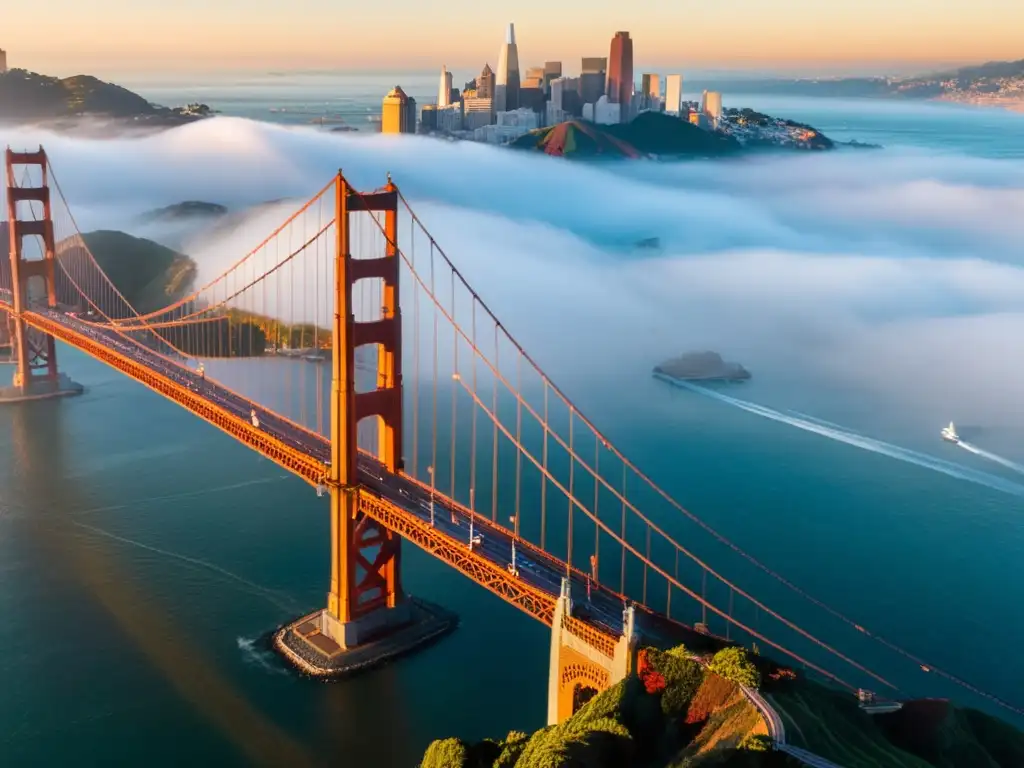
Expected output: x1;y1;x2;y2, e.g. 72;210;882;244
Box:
2;148;81;403
274;172;455;675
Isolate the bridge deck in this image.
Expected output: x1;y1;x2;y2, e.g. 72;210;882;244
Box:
17;304;699;649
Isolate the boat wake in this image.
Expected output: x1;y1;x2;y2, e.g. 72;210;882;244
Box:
958;441;1024;476
671;381;1024;498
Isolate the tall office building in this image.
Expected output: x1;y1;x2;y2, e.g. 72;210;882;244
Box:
605;32;634;121
438;66;453;108
0;48;7;74
523;67;544;88
476;63;495;99
419;104;438;133
381;86;416;134
703;90;723;122
641;74;660;99
494;23;521;112
543;61;562;94
664;74;683;115
579;56;607;108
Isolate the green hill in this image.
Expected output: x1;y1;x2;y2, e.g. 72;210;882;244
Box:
510;112;741;160
0;69;210;124
610;112;742;156
419;646;793;768
138;201;230;224
875;699;1024;767
77;230;197;314
418;642;1024;768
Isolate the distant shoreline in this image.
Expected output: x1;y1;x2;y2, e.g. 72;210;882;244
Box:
931;94;1024;113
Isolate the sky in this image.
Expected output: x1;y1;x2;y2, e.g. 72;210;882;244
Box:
5;0;1023;78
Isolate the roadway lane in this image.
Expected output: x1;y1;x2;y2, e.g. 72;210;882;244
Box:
28;304;694;647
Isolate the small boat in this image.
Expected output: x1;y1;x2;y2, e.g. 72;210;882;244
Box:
941;422;959;444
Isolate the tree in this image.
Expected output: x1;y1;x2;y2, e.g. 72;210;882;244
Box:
708;647;761;689
420;737;470;768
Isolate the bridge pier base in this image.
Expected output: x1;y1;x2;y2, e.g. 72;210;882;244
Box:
547;578;638;725
273;599;457;679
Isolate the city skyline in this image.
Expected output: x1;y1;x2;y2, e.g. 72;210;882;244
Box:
6;1;1023;75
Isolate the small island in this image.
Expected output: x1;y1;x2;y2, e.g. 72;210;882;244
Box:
653;351;751;383
0;68;214;128
138;201;230;224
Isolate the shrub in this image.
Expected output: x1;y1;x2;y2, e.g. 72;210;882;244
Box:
708;647;761;690
492;731;529;768
514;717;634;768
739;734;773;752
420;737;470;768
643;647;706;717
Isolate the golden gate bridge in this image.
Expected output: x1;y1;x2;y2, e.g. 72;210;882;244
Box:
2;147;1021;737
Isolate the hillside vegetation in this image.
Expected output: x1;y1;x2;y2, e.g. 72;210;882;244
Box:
692;58;1024;101
419;646;795;768
78;231;197;315
510;112;741;159
0;69;209;124
419;638;1024;768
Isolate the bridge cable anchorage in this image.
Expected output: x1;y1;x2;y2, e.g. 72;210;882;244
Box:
34;157;1024;719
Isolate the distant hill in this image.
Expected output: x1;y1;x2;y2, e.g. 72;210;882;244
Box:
692;58;1024;108
76;230;197;315
510;112;742;159
875;699;1024;767
138;201;229;224
0;69;211;125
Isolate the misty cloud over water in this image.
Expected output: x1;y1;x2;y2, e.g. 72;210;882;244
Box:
3;114;1023;431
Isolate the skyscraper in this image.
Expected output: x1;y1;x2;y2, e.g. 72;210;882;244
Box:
494;23;520;112
477;63;495;99
0;49;7;74
381;86;416;134
438;66;453;108
641;74;660;99
579;57;607;108
703;90;723;123
523;67;544;88
543;61;562;94
605;32;634;121
665;74;683;115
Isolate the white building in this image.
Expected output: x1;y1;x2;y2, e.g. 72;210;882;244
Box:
436;104;463;133
494;23;521;112
546;77;569;126
664;75;683;115
593;95;621;125
473;107;539;144
438;66;453;108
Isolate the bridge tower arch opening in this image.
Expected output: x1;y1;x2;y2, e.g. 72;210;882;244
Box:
547;578;639;724
2;148;80;401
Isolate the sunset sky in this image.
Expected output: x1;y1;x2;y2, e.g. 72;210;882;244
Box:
7;0;1023;77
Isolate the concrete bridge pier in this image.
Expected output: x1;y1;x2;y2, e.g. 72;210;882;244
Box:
547;578;638;725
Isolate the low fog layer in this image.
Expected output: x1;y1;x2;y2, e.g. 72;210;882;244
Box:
2;116;1023;431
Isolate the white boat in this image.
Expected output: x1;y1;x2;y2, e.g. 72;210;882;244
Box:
941;421;959;443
